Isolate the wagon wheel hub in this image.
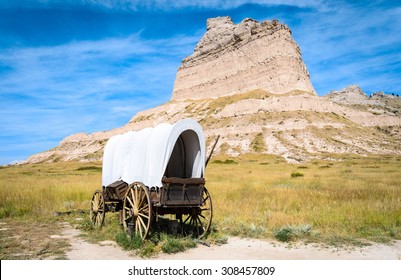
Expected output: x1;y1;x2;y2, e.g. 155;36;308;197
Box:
133;207;139;217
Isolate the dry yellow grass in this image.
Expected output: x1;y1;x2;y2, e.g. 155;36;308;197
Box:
206;154;401;242
0;162;101;217
1;154;400;244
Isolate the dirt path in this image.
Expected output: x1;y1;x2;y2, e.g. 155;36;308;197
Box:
61;223;401;260
62;226;140;260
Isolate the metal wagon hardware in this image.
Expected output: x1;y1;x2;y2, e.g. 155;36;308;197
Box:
90;119;218;239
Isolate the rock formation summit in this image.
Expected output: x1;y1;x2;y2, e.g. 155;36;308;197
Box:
172;16;315;100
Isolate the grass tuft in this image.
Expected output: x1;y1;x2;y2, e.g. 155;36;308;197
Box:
115;232;157;257
297;166;308;169
160;235;196;254
75;166;102;172
116;232;143;250
213;159;238;164
251;133;266;153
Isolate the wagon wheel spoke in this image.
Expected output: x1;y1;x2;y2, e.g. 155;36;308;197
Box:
138;204;149;213
138;217;148;235
201;195;210;205
96;214;103;225
126;195;135;209
91;213;97;224
183;214;191;224
137;192;145;210
197;216;206;231
135;186;139;206
139;186;143;206
188;216;193;227
135;217;139;233
137;218;143;237
195;216;200;236
138;212;149;219
129;189;136;207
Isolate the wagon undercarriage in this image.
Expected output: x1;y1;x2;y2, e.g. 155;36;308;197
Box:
90;178;213;239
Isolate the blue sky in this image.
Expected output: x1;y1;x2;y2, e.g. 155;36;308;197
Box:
0;0;400;165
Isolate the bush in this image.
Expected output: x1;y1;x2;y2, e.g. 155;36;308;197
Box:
273;224;312;242
291;172;304;178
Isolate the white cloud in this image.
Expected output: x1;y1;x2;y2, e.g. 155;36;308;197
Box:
121;0;324;10
0;32;198;99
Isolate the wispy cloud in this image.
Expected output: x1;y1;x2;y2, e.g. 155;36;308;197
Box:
289;1;401;94
0;32;199;164
0;0;326;11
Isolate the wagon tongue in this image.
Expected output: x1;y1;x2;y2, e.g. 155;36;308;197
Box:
205;135;220;167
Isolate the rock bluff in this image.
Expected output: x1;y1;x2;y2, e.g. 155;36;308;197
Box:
172;16;315;100
22;17;401;164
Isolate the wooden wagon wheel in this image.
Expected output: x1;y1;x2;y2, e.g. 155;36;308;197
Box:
90;190;105;227
181;187;212;239
122;182;152;240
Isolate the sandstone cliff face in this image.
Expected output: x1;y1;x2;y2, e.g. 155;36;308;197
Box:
172;16;315;101
326;85;401;116
326;85;369;105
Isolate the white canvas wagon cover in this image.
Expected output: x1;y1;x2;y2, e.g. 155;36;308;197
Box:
102;118;206;188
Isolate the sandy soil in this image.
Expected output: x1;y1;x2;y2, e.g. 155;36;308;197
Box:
61;223;401;260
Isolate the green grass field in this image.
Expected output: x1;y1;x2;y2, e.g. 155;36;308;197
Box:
1;154;400;258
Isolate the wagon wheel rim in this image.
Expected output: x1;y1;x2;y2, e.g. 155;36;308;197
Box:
90;190;105;227
122;182;152;240
181;187;212;239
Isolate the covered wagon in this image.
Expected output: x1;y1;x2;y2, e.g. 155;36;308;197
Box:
90;119;215;239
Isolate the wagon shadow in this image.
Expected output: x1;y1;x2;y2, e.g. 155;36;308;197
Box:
137;216;207;241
